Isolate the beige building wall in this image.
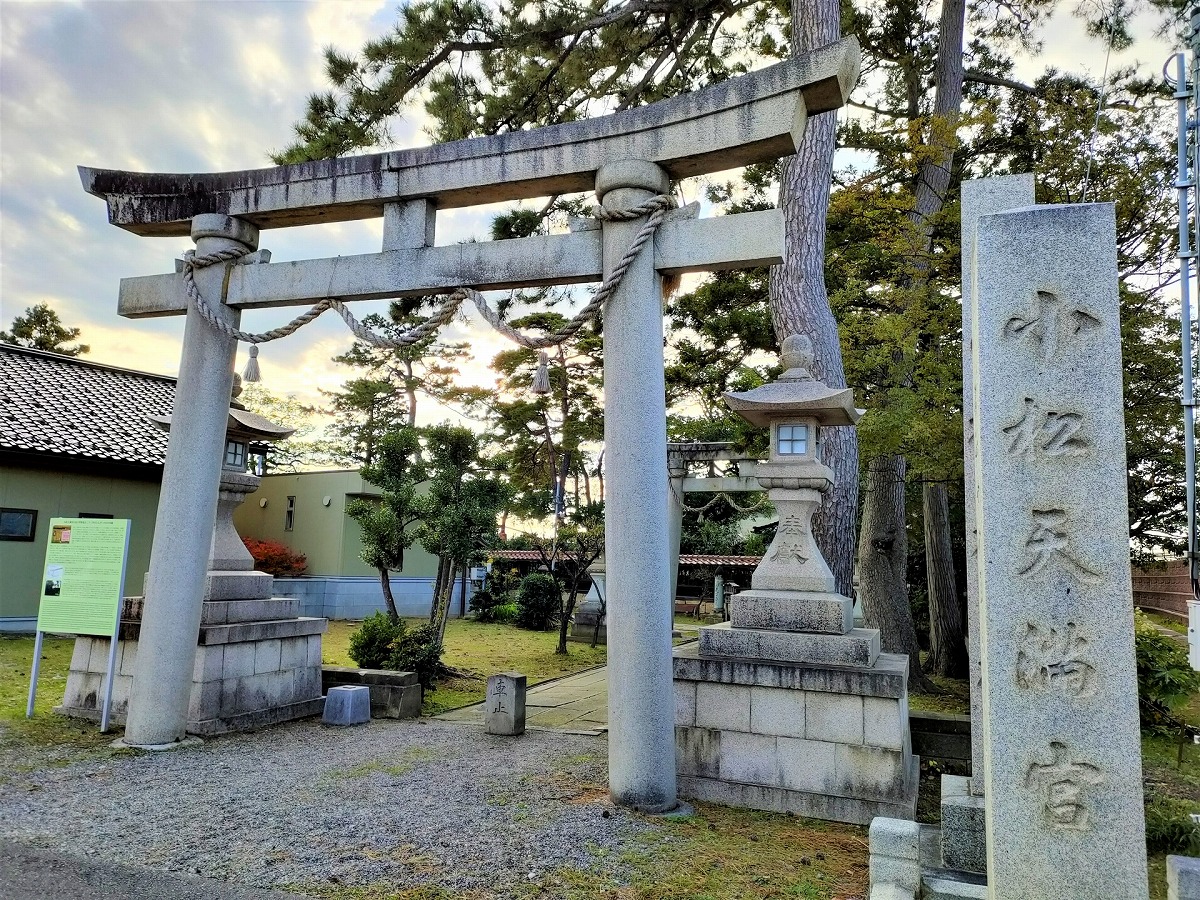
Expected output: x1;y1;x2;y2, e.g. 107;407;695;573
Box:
233;470;441;580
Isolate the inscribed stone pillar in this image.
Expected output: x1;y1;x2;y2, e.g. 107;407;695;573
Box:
972;202;1147;898
124;214;256;747
960;174;1033;795
597;159;677;812
484;672;527;735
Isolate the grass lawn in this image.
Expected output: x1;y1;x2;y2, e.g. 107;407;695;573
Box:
322;618;607;715
0;634;140;783
1143;610;1189;636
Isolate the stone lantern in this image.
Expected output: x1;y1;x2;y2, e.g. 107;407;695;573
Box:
721;333;859;604
150;374;294;581
63;375;328;736
673;334;918;826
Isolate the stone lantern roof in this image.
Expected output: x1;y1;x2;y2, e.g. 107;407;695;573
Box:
723;334;861;427
147;375;294;444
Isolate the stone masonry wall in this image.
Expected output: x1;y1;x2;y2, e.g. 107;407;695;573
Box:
60;629;324;735
673;648;917;825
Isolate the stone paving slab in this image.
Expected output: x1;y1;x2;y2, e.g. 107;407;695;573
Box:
435;643;703;733
436;664;611;732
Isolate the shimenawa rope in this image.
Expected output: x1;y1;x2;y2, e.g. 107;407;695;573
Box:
181;195;674;375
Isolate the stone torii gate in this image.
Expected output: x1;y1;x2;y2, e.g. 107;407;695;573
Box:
79;38;859;813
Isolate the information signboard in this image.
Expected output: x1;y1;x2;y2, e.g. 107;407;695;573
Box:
28;518;131;732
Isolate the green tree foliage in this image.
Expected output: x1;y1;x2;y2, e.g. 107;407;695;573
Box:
331;302;469;428
969;68;1186;555
238;383;341;471
665;266;777;451
319;376;410;467
272;1;785;163
420;424;508;642
453;305;605;522
347;428;426;621
0;302;89;356
275;1;1191;664
535;500;605;653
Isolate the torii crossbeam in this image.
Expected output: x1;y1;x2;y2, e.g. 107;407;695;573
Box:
80;37;859;812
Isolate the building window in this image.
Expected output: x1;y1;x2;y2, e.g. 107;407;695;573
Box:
777;423;809;455
285;496;296;532
0;508;37;541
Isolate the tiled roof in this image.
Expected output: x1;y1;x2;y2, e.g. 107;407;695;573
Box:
489;549;761;567
0;344;175;467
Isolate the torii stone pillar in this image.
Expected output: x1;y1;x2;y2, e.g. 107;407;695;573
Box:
124;214;256;747
598;160;677;811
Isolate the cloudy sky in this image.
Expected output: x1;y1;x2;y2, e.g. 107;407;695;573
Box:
0;1;1180;416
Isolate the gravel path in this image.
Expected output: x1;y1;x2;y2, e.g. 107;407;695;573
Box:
0;718;658;898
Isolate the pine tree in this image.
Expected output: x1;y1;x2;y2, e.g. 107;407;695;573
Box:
1;303;89;356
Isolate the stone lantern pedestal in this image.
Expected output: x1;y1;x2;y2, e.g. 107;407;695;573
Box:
673;336;918;825
58;384;327;734
569;557;607;644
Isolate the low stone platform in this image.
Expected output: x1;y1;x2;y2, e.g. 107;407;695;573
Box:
322;665;422;719
58;597;328;736
673;644;918;825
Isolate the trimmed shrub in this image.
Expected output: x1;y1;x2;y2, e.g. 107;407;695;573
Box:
469;588;505;623
516;572;561;631
390;623;443;689
347;612;443;689
348;611;404;670
242;538;307;577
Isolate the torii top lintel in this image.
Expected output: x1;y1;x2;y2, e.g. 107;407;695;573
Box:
79;39;859;237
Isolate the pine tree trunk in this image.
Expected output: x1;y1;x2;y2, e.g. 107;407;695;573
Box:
770;0;858;596
858;455;936;692
922;482;967;677
378;567;399;622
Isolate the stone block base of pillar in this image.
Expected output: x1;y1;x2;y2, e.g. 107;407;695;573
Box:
867;816;990;900
937;774;985;874
320;666;422;718
1170;855;1200;900
672;645;918;825
57;595;328;736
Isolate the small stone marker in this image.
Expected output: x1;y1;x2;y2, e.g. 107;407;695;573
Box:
484;672;526;735
973;202;1147;897
322;685;370;726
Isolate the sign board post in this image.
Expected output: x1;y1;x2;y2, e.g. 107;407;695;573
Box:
26;518;131;732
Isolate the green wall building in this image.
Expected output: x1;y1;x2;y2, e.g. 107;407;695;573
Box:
1;345;173;631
